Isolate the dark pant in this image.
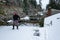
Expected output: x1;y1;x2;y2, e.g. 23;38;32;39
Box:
12;25;18;29
13;20;19;29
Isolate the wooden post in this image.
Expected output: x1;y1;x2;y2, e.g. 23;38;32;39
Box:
47;8;51;16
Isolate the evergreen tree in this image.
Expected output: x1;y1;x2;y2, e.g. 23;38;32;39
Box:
46;0;60;10
23;0;29;15
5;0;10;6
39;0;42;10
29;0;37;8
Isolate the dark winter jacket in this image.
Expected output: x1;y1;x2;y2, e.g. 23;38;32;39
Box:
13;15;20;21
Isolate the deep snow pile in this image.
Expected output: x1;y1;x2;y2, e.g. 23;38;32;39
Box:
44;13;60;40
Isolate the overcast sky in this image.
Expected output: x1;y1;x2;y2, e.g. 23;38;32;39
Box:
36;0;49;9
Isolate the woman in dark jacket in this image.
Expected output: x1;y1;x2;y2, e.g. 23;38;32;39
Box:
13;12;20;30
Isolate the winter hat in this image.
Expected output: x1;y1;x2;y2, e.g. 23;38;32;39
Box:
13;12;17;15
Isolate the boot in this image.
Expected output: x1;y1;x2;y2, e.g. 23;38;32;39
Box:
12;25;14;30
17;26;18;29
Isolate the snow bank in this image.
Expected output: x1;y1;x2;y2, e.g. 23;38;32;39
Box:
20;16;30;20
44;13;60;40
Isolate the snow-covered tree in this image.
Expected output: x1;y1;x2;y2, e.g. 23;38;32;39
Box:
46;0;60;10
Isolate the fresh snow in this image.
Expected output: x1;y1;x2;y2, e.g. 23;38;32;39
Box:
20;16;30;20
44;13;60;40
0;25;45;40
7;20;13;23
0;13;60;40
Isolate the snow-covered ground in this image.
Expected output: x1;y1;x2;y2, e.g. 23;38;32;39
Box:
0;24;45;40
44;13;60;40
0;13;60;40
